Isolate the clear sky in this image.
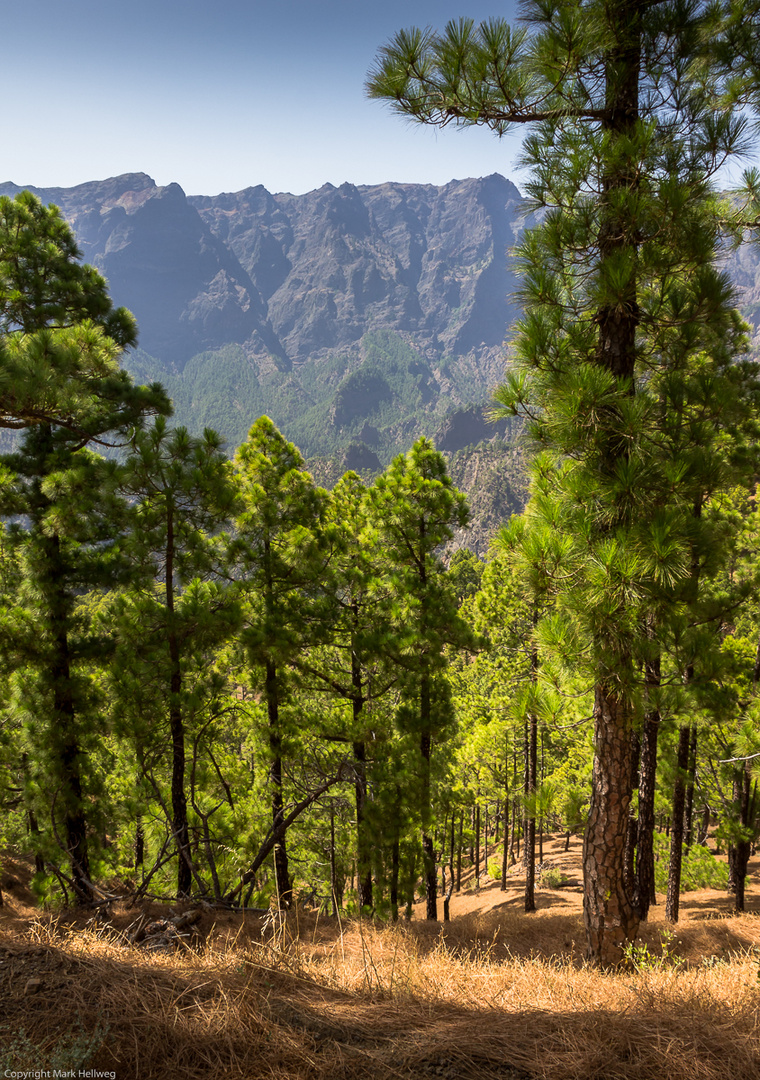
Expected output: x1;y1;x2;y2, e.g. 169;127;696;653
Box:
2;0;525;197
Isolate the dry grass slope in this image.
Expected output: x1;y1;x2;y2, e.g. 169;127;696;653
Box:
1;835;759;1080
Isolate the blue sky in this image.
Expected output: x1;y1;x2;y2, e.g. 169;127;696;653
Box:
3;0;524;196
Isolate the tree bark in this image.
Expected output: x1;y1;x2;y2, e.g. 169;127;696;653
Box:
634;654;660;919
583;685;640;964
665;724;691;922
330;803;338;916
501;795;509;891
525;704;538;913
582;0;643;965
420;680;437;919
352;735;372;910
351;631;373;910
731;765;752;913
475;802;481;890
165;504;192;899
266;660;292;909
683;727;698;852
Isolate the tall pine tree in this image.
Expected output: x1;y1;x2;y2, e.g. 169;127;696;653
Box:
368;0;759;961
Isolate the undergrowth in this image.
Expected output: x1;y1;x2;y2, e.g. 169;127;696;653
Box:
653;833;729;892
3;906;759;1080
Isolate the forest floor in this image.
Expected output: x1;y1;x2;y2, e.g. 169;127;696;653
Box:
1;833;759;1080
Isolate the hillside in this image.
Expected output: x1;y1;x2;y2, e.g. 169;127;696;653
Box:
1;836;759;1079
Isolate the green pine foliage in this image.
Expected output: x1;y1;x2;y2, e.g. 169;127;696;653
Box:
4;36;760;930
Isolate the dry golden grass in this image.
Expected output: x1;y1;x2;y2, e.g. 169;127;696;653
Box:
1;837;759;1080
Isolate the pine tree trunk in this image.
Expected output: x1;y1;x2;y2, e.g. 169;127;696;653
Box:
44;529;93;905
634;655;660;919
168;638;192;898
623;731;640;897
665;724;691;922
475;802;481;891
391;787;401;921
267;660;292;909
352;735;372;910
351;638;373;910
510;756;518;864
582;0;643;965
329;803;338;916
484;803;489;874
501;795;509;891
134;818;145;872
420;675;437;919
732;766;752;913
583;684;640;964
165;507;192;899
525;706;537;913
683;727;698;852
456;811;463;892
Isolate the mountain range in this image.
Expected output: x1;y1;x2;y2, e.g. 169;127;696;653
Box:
2;171;758;549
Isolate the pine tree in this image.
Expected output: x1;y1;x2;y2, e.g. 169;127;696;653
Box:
2;433;134;901
0;191;165;434
233;417;331;909
0;194;169;901
368;0;759;961
112;419;239;898
370;438;474;920
294;470;400;911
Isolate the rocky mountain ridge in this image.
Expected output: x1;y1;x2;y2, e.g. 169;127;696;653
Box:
3;171;759;550
0;172;526;370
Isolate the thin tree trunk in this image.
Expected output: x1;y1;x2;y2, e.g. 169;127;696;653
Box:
501;795;509;891
634;654;660;919
390;790;401;922
475;802;481;890
266;660;292;909
165;506;192;899
510;749;518;863
330;804;338;916
352;735;372;910
484;803;489;874
390;835;400;921
134;818;145;872
683;727;698;852
731;766;752;913
525;687;538;913
665;724;691;922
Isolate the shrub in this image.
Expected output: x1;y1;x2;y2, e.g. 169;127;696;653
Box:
539;866;568;889
652;832;729;892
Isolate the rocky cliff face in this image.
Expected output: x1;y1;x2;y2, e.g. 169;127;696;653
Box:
0;172;526;374
2;171;757;522
0;172;534;463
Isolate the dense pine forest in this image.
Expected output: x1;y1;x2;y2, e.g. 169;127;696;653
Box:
1;179;759;948
4;0;760;1075
2;184;760;1079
